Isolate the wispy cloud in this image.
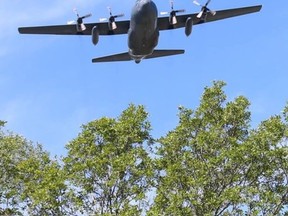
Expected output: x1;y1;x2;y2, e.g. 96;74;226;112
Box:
0;0;107;57
0;0;135;57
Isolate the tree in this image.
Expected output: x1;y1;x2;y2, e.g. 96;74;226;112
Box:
17;148;71;215
64;104;154;215
0;120;6;127
1;81;288;215
149;81;288;215
0;123;35;215
0;122;69;215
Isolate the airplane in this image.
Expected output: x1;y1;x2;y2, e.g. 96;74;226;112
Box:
18;0;262;64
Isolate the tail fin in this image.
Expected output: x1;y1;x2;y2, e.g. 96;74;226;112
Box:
92;49;185;63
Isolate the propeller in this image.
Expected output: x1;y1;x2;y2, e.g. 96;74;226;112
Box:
67;9;92;32
160;0;185;25
99;7;124;30
193;0;216;19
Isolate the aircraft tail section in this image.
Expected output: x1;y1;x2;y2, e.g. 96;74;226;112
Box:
146;49;185;60
92;52;131;63
92;49;185;63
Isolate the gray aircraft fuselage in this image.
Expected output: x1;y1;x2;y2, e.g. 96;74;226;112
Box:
128;0;159;63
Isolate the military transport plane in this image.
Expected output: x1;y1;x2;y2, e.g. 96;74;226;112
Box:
18;0;262;64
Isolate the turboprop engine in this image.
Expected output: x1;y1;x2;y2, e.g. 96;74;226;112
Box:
99;7;124;31
160;0;185;25
67;9;92;32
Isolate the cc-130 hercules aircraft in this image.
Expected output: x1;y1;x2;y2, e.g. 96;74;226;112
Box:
18;0;262;64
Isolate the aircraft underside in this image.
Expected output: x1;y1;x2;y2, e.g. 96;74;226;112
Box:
18;0;262;63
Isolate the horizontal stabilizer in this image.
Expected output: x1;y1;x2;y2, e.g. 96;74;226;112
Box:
92;49;185;63
146;49;185;59
92;52;131;63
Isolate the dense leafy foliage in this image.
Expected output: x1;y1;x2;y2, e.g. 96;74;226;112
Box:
1;82;287;215
149;81;288;215
0;123;67;215
64;104;154;215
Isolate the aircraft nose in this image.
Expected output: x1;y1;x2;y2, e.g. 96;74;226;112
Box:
138;0;157;15
143;0;152;4
142;0;154;7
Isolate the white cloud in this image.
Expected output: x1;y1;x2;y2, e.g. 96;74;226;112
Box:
0;0;108;57
0;0;136;57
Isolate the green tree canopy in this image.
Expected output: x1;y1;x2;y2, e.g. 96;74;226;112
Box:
149;81;288;215
1;81;288;215
0;126;29;215
0;123;68;215
64;104;154;215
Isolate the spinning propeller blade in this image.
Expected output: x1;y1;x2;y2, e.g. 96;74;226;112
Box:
197;11;204;19
99;7;124;30
68;8;92;25
160;0;185;24
193;0;216;19
67;8;92;31
193;0;201;6
81;13;92;19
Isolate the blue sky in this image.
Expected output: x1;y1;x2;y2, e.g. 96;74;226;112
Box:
1;0;287;156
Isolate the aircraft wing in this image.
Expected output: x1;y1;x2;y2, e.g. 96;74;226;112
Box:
18;5;261;36
18;20;130;36
157;5;262;31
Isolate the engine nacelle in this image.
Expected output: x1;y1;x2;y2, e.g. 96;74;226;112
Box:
108;20;117;31
185;17;193;37
92;26;99;45
76;23;86;32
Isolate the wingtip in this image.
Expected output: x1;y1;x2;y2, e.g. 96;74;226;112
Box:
18;27;23;34
253;5;263;12
258;5;263;11
18;27;30;34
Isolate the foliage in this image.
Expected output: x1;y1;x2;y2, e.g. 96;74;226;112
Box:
0;125;69;215
0;120;6;128
1;81;288;215
64;104;154;215
17;149;71;215
149;81;288;215
0;128;34;215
